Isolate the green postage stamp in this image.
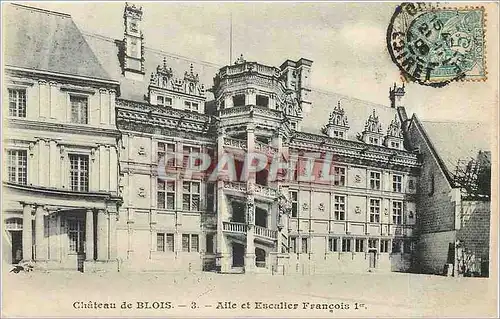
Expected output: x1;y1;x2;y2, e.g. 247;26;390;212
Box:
387;3;486;86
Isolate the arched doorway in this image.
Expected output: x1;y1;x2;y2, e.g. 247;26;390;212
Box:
5;218;23;264
255;247;266;268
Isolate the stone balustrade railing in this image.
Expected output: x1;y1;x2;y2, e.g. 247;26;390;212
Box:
223;137;247;150
254;225;278;240
223;221;247;234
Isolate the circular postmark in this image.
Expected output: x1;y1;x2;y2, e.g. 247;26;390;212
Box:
387;3;485;87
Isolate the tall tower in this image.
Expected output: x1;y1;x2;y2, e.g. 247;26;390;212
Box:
122;2;144;79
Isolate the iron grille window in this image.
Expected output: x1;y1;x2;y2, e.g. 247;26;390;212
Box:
69;154;89;192
355;239;365;252
301;237;308;253
182;234;199;252
333;167;346;186
370;172;381;190
7;150;27;185
328;237;339;252
8;89;27;117
157;179;175;209
393;174;402;192
191;234;199;252
156;233;174;252
70;95;88;124
392;201;403;225
369;199;381;223
334;195;346;220
156;233;165;252
68;219;85;253
182;181;200;211
342;238;352;252
290;190;298;217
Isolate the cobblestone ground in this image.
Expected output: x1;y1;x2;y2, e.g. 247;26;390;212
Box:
2;269;497;318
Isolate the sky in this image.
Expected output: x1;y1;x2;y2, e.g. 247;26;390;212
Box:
12;2;499;125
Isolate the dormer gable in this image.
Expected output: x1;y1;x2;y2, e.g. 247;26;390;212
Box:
321;101;349;139
148;58;206;113
361;109;384;146
384;114;404;150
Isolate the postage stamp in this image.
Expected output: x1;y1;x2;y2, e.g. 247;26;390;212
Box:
387;3;486;86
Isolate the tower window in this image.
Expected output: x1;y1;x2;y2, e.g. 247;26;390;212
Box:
232;94;245;107
256;95;269;107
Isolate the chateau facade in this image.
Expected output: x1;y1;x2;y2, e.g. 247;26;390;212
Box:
2;4;490;276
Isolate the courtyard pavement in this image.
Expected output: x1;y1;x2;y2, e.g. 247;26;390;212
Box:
2;269;498;318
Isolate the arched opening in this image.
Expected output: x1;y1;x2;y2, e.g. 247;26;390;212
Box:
255;247;266;268
5;218;23;264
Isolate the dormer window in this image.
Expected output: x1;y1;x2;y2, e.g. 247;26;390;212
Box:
157;95;172;107
369;137;379;145
333;130;344;139
184;101;199;112
322;101;349;139
384;114;404;150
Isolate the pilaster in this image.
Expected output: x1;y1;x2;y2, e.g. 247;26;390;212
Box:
22;204;33;261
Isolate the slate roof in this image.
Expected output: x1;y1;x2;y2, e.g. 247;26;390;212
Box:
418;120;491;175
82;33;399;142
5;3;403;145
3;4;113;82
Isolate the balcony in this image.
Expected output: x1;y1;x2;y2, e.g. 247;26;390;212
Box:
223;221;247;234
223;137;247;150
255;141;277;156
254;225;277;240
252;184;278;198
223;181;278;200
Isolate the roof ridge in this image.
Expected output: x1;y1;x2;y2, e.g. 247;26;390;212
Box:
420;120;485;124
310;87;391;109
9;3;71;18
82;31;223;68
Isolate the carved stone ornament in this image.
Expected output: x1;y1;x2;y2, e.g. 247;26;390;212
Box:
318;203;325;212
302;203;309;211
138;187;146;198
384;208;389;216
355;175;362;183
355;206;361;214
409;211;414;219
138;146;146;156
277;192;292;215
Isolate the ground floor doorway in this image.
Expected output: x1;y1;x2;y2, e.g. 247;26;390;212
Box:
232;243;245;267
10;231;22;264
